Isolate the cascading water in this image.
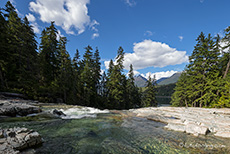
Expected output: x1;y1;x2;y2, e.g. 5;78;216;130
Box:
60;107;110;119
1;105;230;154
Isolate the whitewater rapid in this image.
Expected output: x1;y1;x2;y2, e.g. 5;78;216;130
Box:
58;107;109;119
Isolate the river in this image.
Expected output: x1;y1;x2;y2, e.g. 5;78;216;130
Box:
0;105;229;154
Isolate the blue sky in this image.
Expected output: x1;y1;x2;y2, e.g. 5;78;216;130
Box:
1;0;230;79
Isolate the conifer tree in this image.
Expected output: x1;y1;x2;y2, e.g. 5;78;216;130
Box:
72;49;82;104
92;48;101;94
106;47;127;109
171;72;192;107
39;21;59;87
0;9;8;89
20;17;38;96
172;32;222;107
222;26;230;79
126;64;141;108
56;37;73;103
143;75;157;107
4;1;24;89
80;45;95;106
100;71;107;97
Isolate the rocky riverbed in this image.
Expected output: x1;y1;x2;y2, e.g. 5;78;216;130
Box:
0;127;43;154
129;107;230;138
0;100;42;117
1;99;230;153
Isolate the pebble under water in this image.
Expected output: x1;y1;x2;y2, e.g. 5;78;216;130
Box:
1;106;230;154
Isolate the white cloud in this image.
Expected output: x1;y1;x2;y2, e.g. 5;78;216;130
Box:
134;70;140;76
200;0;204;3
144;30;153;36
90;20;99;32
29;0;98;35
220;41;229;53
105;40;188;70
141;70;178;80
92;33;99;39
178;36;183;41
31;22;40;34
26;13;40;34
124;0;136;7
57;30;64;41
115;40;188;70
26;13;36;22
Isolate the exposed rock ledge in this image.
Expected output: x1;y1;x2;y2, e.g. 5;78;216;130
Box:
0;127;43;154
0;100;42;117
130;107;230;138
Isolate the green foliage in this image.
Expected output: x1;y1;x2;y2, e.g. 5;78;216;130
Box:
0;1;143;109
39;21;59;86
126;64;141;108
142;75;157;107
106;47;127;109
171;31;230;108
5;1;230;109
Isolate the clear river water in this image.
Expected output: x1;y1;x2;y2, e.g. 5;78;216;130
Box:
1;105;229;154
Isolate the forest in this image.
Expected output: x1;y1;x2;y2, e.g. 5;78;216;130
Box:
0;1;157;109
1;1;229;109
171;30;230;108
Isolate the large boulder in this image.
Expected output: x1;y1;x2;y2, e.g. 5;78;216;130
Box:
0;100;41;117
0;127;43;153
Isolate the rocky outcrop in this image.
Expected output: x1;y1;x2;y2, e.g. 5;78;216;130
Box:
130;107;230;138
52;109;66;117
0;100;41;117
0;127;43;154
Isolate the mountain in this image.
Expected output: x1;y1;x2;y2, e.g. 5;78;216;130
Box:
134;72;182;87
134;75;147;87
157;72;181;85
156;77;168;84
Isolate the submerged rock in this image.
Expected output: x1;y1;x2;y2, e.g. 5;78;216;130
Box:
0;100;41;117
0;127;42;153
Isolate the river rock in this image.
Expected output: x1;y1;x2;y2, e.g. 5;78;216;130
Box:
214;131;230;138
0;100;41;117
131;107;230;138
52;109;66;117
0;127;42;153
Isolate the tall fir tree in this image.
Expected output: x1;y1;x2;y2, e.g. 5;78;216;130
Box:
0;9;8;89
143;75;157;107
56;37;73;103
72;49;82;104
20;16;38;97
4;1;24;89
106;47;126;109
126;64;141;108
39;21;59;87
92;48;101;93
80;45;95;106
172;32;222;107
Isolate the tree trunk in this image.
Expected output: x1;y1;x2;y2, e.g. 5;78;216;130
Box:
185;99;188;107
223;59;230;79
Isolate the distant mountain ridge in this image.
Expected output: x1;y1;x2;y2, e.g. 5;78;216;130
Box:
156;77;168;84
157;72;181;85
134;72;181;87
134;75;147;87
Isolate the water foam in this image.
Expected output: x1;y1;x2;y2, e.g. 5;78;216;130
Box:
60;107;109;119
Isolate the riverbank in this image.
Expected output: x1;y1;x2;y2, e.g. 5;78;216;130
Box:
128;107;230;138
1;99;230;153
1;99;230;139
